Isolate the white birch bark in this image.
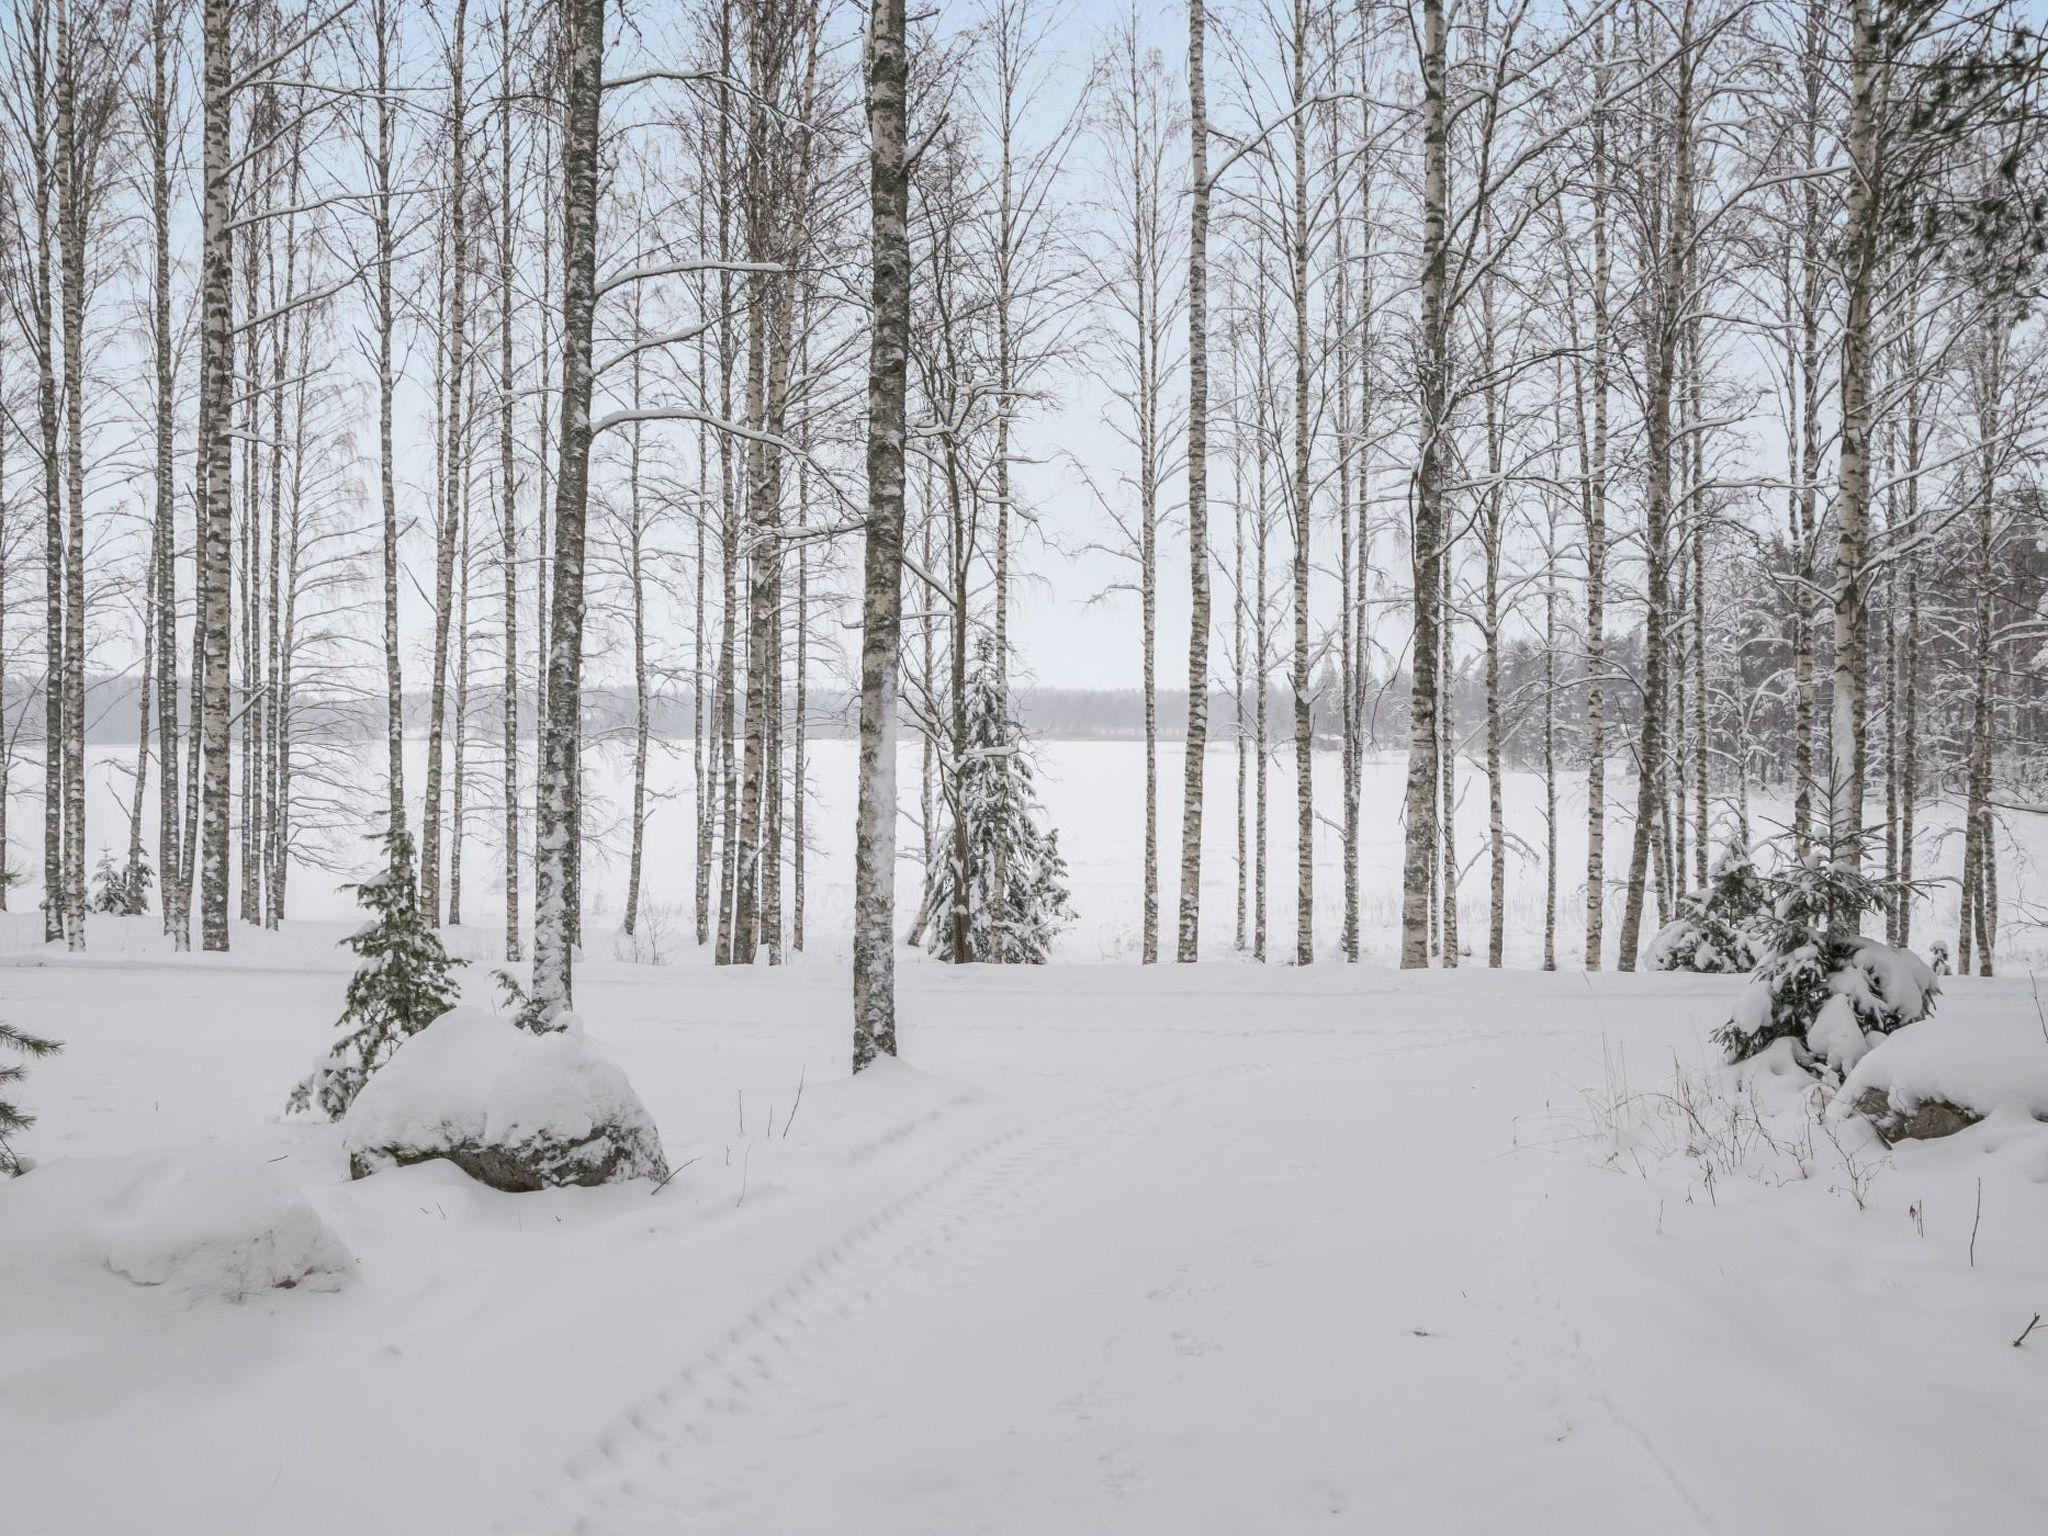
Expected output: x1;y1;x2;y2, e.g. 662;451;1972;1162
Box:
853;0;909;1070
1174;0;1212;962
530;0;605;1021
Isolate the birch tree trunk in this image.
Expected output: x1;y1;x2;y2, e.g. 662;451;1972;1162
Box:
693;252;712;948
1174;0;1211;962
498;0;520;962
1791;0;1823;852
27;0;60;945
55;0;88;950
449;474;471;927
1583;19;1610;970
1960;324;2002;975
1617;4;1694;972
852;0;908;1071
129;525;157;898
1438;578;1457;967
1253;258;1272;963
0;394;9;913
1476;247;1507;968
150;0;179;933
1543;396;1561;972
793;445;809;954
423;0;473;923
1831;0;1877;859
530;0;604;1022
1232;409;1248;952
195;0;235;952
619;293;650;943
374;0;405;844
1287;4;1313;968
1398;0;1448;968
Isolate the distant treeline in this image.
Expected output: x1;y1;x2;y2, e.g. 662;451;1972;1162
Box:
19;653;1655;766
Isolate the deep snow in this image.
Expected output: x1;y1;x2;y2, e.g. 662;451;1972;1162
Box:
4;926;2046;1535
6;738;2048;1532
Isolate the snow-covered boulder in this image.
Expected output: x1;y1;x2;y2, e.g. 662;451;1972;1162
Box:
1834;1013;2048;1145
0;1146;356;1304
342;1007;668;1191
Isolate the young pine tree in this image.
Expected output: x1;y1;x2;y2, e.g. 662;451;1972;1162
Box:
288;827;463;1118
1;1020;61;1175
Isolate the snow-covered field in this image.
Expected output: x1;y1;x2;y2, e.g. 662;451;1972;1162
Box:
5;741;2048;1534
28;735;2045;966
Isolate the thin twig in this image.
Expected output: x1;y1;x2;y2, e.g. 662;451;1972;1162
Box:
2015;1313;2042;1348
1971;1177;1983;1268
782;1065;807;1139
648;1155;702;1196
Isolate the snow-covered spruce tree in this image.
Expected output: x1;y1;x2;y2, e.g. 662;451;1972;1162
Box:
1713;850;1937;1072
288;828;464;1118
89;849;153;916
1646;839;1769;974
917;637;1074;963
1;1020;61;1175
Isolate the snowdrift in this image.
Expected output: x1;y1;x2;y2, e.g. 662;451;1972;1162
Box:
0;1144;357;1304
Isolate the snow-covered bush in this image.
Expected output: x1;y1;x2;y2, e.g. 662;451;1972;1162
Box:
1714;853;1938;1069
1646;840;1770;973
1;1020;61;1176
1575;1037;1888;1210
288;827;463;1119
913;635;1073;963
0;1146;356;1302
342;1007;668;1191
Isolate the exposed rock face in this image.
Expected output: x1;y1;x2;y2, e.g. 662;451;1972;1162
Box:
342;1008;668;1191
1849;1087;1980;1146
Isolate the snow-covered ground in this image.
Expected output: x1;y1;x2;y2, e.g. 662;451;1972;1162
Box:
5;931;2047;1534
5;740;2048;1533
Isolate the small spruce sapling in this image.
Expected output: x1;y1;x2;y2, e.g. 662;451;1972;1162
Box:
90;849;154;916
1646;838;1770;973
1714;850;1937;1071
1;1020;61;1175
288;827;464;1118
914;636;1074;963
491;967;562;1035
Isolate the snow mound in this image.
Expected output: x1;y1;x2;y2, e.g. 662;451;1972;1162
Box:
0;1146;356;1304
342;1007;668;1190
1834;1013;2048;1141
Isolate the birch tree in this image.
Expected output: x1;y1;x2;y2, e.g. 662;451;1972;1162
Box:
853;0;908;1070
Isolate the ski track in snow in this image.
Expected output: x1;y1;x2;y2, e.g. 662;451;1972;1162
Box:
1515;1188;1720;1536
529;1025;1599;1536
